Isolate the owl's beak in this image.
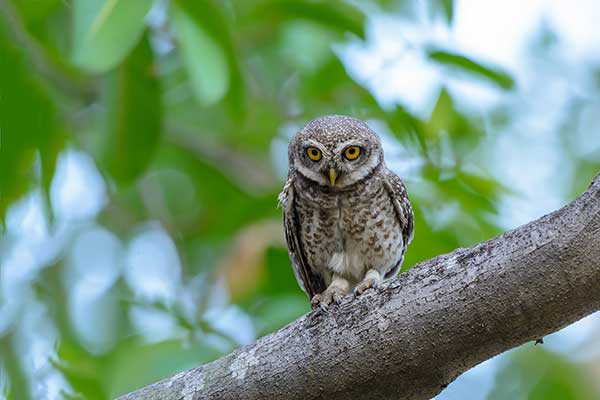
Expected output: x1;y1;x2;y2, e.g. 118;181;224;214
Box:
328;168;338;187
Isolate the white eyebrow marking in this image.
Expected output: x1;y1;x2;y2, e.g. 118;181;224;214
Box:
333;139;364;154
302;139;331;155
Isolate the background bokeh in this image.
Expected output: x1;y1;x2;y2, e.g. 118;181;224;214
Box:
1;0;600;399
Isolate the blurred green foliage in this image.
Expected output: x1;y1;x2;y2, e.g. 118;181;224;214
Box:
489;348;598;400
71;0;154;73
0;0;599;399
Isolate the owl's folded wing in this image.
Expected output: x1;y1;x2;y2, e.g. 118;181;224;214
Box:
383;169;415;254
279;175;326;299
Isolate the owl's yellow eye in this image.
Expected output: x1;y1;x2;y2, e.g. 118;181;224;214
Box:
344;146;361;160
306;147;322;161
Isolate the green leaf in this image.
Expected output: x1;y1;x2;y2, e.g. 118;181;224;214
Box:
383;105;428;152
258;0;366;37
156;144;279;239
1;334;32;400
279;20;337;73
434;0;454;24
488;348;599;400
72;0;154;73
105;338;222;398
570;160;600;199
426;88;483;150
0;17;63;221
427;48;515;89
457;171;510;199
171;0;246;117
401;202;460;269
13;0;61;25
252;294;309;336
427;88;454;139
171;3;230;106
99;32;161;184
51;357;107;400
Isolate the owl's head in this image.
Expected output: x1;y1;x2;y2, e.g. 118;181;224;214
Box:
289;115;384;189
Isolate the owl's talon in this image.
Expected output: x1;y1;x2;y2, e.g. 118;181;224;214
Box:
353;278;377;297
311;294;323;310
312;286;346;311
333;293;343;305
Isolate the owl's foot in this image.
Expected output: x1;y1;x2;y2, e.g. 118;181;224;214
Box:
311;286;345;311
353;269;382;297
353;278;378;296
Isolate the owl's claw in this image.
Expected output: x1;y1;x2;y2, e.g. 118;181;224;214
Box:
311;287;345;311
353;278;378;297
311;294;323;310
333;293;343;305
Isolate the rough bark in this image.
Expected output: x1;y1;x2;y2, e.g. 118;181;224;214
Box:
118;173;600;400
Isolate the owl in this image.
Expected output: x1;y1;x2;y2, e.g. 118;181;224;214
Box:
279;115;414;310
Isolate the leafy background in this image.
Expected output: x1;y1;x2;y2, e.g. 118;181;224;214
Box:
1;0;600;399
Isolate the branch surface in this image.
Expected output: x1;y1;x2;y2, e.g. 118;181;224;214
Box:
118;173;600;400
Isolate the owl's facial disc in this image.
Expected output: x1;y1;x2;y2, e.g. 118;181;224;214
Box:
295;138;382;189
290;115;385;189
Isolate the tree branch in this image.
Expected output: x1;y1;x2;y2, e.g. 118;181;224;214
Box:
118;173;600;400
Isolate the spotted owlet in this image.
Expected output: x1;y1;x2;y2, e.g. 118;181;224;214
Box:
279;115;414;310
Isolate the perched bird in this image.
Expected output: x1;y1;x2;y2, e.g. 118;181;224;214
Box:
279;115;414;310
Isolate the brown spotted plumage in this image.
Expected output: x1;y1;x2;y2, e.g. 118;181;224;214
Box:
279;115;414;310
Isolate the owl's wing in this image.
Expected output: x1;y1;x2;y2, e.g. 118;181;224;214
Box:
278;175;326;299
383;169;414;260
